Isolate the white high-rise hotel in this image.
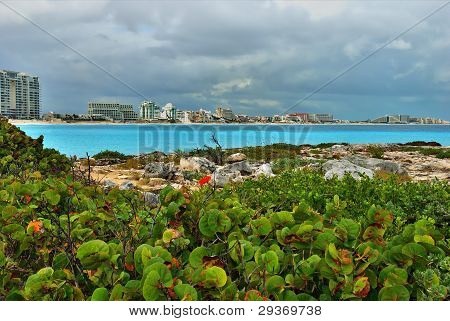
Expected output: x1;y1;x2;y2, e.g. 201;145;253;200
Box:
0;70;40;119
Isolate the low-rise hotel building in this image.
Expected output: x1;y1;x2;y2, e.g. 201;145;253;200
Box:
87;102;138;121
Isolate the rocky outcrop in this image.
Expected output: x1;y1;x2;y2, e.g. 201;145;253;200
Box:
119;181;135;190
212;169;242;187
179;157;216;173
330;144;349;153
323;159;374;180
211;161;273;186
143;192;160;207
345;156;406;175
143;162;174;179
210;161;252;187
226;153;247;163
221;160;253;175
254;163;274;177
102;179;117;192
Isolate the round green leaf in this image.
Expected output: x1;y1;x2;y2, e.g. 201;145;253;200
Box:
207;210;231;233
174;284;198;301
251;217;272;236
43;190;60;206
2;205;17;220
76;240;110;269
134;244;153;274
379;266;408;287
378;285;410;301
263;250;279;274
266;275;285;294
143;270;164;301
91;288;109;301
204;266;227;288
199;215;215;237
189;247;208;268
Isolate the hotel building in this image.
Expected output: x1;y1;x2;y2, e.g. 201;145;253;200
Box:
0;70;40;119
140;101;160;120
87;102;138;121
215;107;236;121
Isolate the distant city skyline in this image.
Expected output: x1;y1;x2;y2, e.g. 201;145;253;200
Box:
1;1;449;120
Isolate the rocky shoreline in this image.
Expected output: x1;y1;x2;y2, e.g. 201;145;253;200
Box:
80;142;449;204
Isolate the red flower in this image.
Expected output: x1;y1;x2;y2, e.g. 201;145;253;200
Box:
198;175;211;186
28;220;42;233
124;263;135;272
24;195;32;204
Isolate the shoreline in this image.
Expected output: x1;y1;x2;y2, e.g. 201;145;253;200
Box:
10;119;450;126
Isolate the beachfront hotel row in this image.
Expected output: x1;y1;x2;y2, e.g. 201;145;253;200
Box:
1;69;446;124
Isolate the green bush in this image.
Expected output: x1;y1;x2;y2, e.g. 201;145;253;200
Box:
401;147;450;159
225;170;449;231
0;118;71;178
1;180;447;301
92;150;131;160
271;158;322;174
367;146;384;159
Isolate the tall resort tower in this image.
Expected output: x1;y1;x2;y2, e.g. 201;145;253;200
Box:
0;70;40;119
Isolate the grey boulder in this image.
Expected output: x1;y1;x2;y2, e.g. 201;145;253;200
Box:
330;144;349;153
221;161;253;175
226;153;247;163
254;163;274;177
143;192;160;207
212;169;242;187
346;156;406;175
119;181;135;190
144;162;174;179
323;159;374;180
179;157;216;173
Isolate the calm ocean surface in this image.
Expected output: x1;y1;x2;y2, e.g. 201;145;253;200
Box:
17;124;450;157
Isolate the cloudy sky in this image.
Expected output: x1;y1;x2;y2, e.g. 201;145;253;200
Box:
1;0;449;120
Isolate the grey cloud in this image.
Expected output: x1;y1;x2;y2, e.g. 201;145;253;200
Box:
0;0;449;120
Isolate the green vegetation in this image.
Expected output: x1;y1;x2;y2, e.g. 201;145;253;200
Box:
187;142;348;163
271;158;323;175
225;170;449;230
401;146;450;159
367;145;384;159
0;118;448;301
92;150;132;160
0;119;71;178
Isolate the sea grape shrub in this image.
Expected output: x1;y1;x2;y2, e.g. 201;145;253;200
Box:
228;170;449;230
0;178;448;301
0;118;71;178
0;173;156;300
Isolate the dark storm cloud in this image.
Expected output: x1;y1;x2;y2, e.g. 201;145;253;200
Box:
0;0;449;120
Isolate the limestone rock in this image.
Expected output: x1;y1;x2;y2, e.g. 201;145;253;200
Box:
119;181;135;190
102;179;117;192
345;156;406;175
221;161;252;175
143;162;174;179
212;170;242;187
254;163;274;177
179;157;216;173
226;153;247;163
330;144;349;153
323;159;374;180
143;192;160;207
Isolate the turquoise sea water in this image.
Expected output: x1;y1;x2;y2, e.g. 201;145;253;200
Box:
17;124;450;157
